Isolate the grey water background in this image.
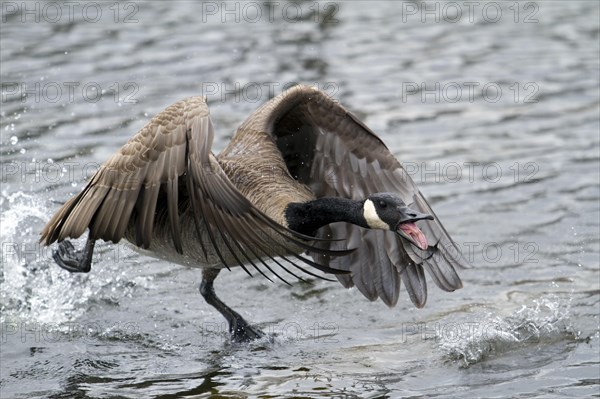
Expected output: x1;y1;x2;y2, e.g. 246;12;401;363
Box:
1;1;599;397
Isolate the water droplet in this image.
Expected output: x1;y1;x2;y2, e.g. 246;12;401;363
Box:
10;136;18;145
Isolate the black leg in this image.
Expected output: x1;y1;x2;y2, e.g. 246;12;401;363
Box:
199;268;264;342
53;237;95;273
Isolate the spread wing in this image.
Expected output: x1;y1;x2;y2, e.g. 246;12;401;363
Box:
238;85;469;308
41;96;350;282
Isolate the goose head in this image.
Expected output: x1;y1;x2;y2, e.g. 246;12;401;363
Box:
286;193;433;250
363;193;433;250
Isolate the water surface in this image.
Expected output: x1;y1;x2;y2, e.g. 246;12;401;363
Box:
1;1;599;398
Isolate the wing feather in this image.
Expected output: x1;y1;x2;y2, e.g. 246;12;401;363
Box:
232;85;468;308
41;96;350;279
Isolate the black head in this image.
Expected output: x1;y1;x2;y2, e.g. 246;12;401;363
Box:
363;192;434;249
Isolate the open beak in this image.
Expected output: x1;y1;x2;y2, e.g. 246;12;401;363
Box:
395;206;434;250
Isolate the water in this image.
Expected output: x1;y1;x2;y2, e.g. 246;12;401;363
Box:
1;1;599;397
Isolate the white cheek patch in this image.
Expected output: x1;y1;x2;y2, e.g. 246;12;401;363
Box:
363;199;390;230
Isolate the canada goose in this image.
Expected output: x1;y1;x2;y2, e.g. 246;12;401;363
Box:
41;85;468;342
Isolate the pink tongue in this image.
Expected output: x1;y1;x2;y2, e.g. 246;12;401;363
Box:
399;222;429;250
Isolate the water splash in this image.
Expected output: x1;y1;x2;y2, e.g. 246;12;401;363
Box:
0;191;145;325
1;192;88;324
440;294;578;367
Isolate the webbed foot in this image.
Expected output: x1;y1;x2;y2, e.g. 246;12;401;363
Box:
53;239;95;273
200;268;266;343
230;314;265;342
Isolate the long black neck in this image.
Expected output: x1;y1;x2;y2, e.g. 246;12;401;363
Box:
285;197;368;236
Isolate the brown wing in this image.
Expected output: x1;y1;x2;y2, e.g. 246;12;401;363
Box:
234;85;468;308
40;97;199;249
41;96;350;281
